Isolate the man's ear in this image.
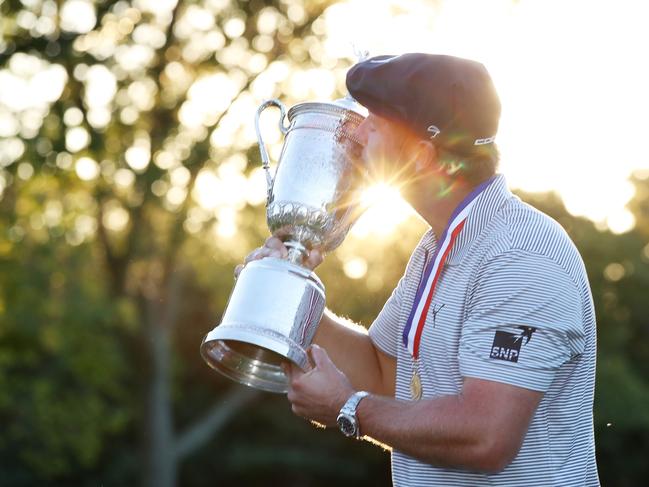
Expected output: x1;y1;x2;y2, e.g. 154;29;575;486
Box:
414;140;438;173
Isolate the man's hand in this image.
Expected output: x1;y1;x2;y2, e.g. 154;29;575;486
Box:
284;345;355;427
234;236;324;277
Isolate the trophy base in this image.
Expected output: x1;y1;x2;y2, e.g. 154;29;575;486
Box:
201;323;311;394
201;339;290;393
201;257;324;393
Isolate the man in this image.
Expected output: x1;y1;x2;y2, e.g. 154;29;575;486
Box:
241;53;599;486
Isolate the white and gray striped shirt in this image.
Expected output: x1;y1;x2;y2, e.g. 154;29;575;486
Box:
369;174;599;486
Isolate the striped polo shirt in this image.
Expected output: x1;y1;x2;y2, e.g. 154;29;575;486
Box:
369;174;599;486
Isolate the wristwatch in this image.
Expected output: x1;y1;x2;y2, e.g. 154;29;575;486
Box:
337;391;370;439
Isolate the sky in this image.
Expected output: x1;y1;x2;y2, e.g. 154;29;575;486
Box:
2;0;648;253
322;0;649;234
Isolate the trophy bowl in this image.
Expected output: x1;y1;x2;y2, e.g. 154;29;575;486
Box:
201;96;367;393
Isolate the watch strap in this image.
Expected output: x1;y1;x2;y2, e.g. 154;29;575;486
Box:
339;391;369;438
341;391;369;416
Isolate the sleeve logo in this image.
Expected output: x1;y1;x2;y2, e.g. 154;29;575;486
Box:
427;125;441;139
489;326;537;363
474;135;496;145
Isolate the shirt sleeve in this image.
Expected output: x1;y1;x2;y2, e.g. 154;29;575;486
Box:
368;274;406;358
459;249;586;392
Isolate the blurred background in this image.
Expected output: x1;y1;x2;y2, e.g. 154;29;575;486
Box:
1;0;648;485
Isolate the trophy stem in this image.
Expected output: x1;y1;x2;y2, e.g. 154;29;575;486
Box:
284;240;307;265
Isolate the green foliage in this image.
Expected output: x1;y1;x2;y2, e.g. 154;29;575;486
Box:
0;228;129;482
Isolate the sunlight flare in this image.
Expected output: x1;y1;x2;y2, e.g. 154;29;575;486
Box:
352;183;413;238
324;0;649;233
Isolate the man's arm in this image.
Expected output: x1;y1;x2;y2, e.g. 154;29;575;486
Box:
286;346;542;474
354;377;542;472
314;309;396;397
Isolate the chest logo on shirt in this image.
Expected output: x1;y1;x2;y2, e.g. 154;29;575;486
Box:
431;303;445;327
489;326;537;363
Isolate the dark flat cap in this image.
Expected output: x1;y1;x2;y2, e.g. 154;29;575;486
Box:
346;53;501;158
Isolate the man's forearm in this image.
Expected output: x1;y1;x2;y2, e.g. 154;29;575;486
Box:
357;389;540;472
313;309;392;395
356;395;486;470
290;325;539;474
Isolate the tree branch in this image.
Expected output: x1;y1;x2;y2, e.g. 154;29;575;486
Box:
157;262;186;330
118;0;184;270
174;387;259;462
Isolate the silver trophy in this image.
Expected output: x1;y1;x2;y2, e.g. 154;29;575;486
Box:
201;95;367;393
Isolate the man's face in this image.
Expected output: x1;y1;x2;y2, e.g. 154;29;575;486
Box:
353;112;416;183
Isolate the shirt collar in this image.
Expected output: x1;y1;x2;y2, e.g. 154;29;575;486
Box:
419;174;514;266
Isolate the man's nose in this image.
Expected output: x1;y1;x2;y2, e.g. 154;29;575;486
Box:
353;119;369;145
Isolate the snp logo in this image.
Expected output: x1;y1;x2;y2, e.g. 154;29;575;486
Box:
489;326;537;363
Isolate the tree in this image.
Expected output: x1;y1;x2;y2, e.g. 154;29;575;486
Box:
0;0;375;485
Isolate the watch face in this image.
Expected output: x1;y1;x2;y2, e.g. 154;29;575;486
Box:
337;415;357;437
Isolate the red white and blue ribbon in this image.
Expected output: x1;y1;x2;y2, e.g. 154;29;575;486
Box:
402;177;495;359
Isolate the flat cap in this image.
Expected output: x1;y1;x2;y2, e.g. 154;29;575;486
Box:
346;53;501;158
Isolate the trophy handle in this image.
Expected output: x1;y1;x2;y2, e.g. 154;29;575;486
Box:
255;99;289;196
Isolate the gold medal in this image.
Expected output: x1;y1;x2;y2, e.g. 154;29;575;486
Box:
410;370;422;400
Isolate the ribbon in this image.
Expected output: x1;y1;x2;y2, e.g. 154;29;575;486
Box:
402;177;495;359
